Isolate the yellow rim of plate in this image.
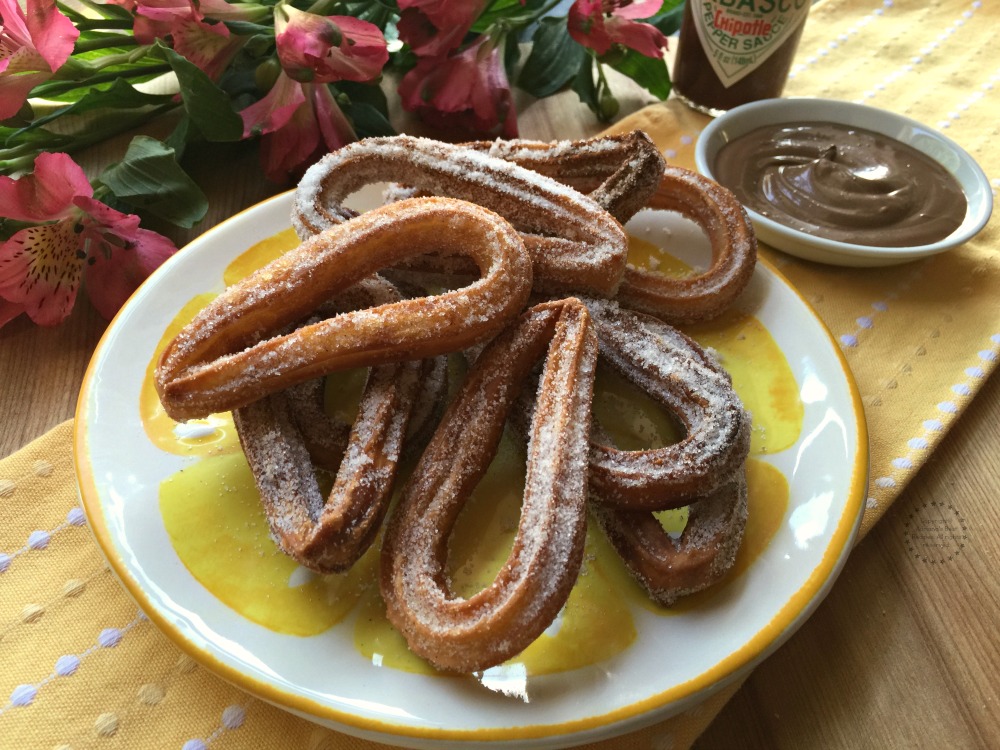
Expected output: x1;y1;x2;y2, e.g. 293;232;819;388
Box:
74;194;869;744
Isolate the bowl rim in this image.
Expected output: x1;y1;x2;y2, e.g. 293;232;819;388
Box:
694;96;994;260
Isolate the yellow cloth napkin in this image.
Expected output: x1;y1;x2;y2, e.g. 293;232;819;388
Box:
2;0;998;747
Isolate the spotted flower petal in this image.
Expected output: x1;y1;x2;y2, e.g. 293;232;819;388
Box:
0;221;84;326
74;197;177;319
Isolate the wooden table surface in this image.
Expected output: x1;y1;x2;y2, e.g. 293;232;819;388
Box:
2;84;998;750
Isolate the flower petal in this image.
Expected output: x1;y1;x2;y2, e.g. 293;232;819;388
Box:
397;0;488;58
0;221;83;326
239;71;307;138
613;0;664;21
257;85;322;183
567;0;613;55
311;83;356;153
75;197;177;271
24;0;80;72
171;17;243;80
276;9;387;84
0;152;92;223
73;198;177;319
0;66;50;120
607;15;667;58
398;38;517;140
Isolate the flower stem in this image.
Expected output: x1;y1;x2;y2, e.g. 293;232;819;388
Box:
32;64;173;98
72;19;135;30
0;103;178;176
74;36;141;54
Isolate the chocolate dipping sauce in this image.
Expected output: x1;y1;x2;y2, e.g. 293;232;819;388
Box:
673;1;810;115
713;122;968;247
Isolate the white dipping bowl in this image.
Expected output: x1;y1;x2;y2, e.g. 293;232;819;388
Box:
694;97;993;267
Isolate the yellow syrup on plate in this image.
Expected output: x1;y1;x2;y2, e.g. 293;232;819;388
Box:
150;229;802;675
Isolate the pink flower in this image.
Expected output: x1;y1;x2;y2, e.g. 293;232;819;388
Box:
169;17;244;80
239;5;387;182
111;0;245;79
568;0;667;58
0;0;79;119
275;7;388;84
398;36;517;140
0;153;176;327
240;72;356;183
396;0;488;58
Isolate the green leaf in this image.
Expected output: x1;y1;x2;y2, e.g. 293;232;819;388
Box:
336;80;389;115
338;1;397;27
3;80;173;150
164;116;193;157
25;79;173;131
472;0;540;33
100;136;208;228
156;43;243;142
343;102;395;138
570;56;600;117
518;17;586;98
648;4;685;36
607;49;671;100
335;81;393;138
222;21;275;36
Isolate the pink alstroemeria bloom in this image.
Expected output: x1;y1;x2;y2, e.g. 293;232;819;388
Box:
0;0;79;119
240;72;356;183
396;0;488;59
108;0;246;80
0;153;176;327
275;7;388;84
399;36;517;140
170;17;244;80
568;0;667;58
240;5;386;182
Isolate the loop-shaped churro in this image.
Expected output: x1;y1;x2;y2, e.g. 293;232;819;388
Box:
592;471;749;606
278;277;399;472
280;278;448;470
459;130;666;225
234;355;423;574
380;298;598;673
585;299;751;510
617;166;757;324
156;197;531;421
293;135;628;297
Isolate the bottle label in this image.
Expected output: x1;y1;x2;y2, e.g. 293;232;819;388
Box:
689;0;810;88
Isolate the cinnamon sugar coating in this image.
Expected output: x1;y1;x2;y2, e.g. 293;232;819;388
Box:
616;166;757;324
155;197;531;421
293;135;628;297
380;298;597;673
592;472;749;606
585;299;751;510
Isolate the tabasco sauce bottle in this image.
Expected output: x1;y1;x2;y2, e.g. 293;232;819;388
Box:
672;0;811;115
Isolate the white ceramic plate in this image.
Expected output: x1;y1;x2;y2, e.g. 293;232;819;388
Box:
695;97;994;267
75;191;868;748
